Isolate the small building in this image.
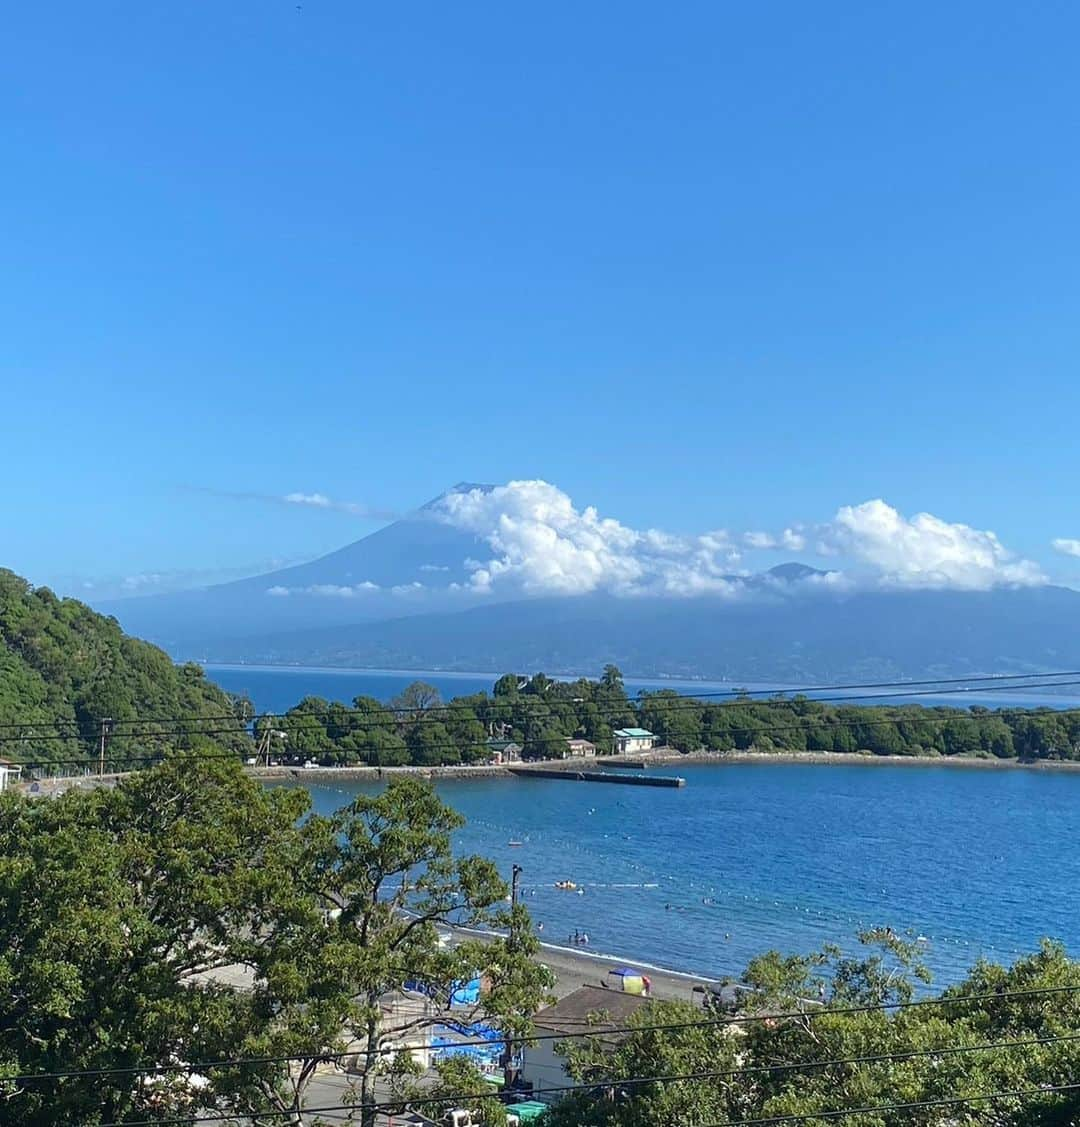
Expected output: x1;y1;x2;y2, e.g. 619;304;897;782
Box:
0;760;23;792
612;728;656;755
486;739;523;765
564;738;596;758
521;984;650;1100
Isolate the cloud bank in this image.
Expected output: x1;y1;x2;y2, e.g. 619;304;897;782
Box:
810;500;1045;590
437;480;745;597
433;481;1043;598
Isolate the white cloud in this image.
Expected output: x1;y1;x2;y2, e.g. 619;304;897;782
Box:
281;492;396;518
1052;538;1080;559
812;500;1044;590
283;492;333;508
306;582;380;597
263;580;427;599
419;563;450;572
434;481;1044;599
121;572;168;591
743;529;807;551
436;480;744;598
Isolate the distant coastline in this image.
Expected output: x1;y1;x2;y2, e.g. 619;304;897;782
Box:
255;748;1080;784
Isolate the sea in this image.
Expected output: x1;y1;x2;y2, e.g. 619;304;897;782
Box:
204;664;1080;986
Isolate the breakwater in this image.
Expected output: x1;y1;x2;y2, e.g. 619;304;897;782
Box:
509;766;686;787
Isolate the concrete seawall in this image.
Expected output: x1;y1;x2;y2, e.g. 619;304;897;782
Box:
508;766;685;787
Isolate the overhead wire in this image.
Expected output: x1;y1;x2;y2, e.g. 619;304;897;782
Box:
92;1077;1080;1127
12;692;1080;772
12;983;1080;1085
2;668;1080;738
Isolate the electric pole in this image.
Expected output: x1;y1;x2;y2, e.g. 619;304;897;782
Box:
98;718;113;777
502;863;525;1090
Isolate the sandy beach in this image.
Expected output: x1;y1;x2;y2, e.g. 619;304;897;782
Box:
533;939;707;1002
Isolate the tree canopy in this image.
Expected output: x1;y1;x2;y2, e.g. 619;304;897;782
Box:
266;673;1080;767
0;759;550;1124
546;934;1080;1127
0;570;251;766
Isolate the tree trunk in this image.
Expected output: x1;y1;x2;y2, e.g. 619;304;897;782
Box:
360;1014;380;1127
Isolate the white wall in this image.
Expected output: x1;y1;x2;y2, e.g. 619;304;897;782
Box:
520;1034;571;1101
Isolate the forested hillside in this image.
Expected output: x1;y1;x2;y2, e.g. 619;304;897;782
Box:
266;665;1080;767
0;570;250;765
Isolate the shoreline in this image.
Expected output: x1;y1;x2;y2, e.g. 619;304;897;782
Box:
447;922;714;1002
253;748;1080;783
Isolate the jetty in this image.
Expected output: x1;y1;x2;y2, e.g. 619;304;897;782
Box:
509;766;685;788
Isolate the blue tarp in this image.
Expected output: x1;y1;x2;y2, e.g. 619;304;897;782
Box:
449;977;482;1006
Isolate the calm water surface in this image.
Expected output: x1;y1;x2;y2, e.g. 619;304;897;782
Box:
294;763;1079;987
204;663;1080;714
208;664;1079;986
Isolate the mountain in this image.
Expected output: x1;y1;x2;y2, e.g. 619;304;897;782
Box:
0;569;247;763
93;482;1080;683
96;484;496;652
199;581;1080;683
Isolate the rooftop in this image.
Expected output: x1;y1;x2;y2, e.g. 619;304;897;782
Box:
533;984;650;1035
613;728;654;738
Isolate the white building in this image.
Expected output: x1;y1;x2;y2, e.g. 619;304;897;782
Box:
0;760;22;792
564;738;597;758
612;728;656;755
521;985;649;1100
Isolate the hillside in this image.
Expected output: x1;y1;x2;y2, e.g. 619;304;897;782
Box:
202;583;1080;683
0;570;250;764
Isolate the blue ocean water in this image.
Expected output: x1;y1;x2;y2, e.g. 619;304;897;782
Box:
203;663;1080;715
291;763;1080;989
207;664;1080;987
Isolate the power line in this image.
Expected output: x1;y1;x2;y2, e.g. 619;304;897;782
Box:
93;1076;1080;1127
10;669;1080;748
12;695;1080;771
13;983;1080;1085
698;1081;1080;1127
2;668;1080;738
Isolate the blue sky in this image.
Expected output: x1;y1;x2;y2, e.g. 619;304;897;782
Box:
4;2;1080;597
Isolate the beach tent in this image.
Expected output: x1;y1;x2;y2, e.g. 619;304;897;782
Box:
607;967;647;995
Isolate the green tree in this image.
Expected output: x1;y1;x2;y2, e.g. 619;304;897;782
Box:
0;761;552;1126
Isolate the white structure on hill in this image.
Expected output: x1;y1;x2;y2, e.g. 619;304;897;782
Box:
612;727;656;755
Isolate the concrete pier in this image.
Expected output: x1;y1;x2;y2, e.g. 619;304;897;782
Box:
509;766;685;787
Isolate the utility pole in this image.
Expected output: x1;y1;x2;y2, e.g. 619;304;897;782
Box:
502;863;525;1090
256;723;272;767
98;718;113;777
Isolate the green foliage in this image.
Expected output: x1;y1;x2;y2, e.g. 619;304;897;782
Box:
267;665;1080;768
0;762;551;1125
546;937;1080;1127
0;569;251;766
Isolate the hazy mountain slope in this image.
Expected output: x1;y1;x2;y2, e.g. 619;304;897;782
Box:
95;486;494;651
202;582;1080;682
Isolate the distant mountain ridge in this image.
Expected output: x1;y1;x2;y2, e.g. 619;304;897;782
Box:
93;483;1080;682
200;581;1080;683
